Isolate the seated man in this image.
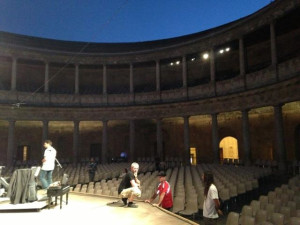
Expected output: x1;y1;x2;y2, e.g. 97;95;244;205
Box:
118;162;141;208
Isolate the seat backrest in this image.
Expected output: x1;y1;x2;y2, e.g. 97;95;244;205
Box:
239;215;255;225
241;205;253;217
225;212;239;225
268;191;276;204
255;209;267;224
270;212;284;225
265;203;275;220
250;200;261;216
289;217;300;225
259;195;269;210
279;206;291;224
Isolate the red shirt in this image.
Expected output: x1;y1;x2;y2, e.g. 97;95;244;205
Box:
157;181;173;209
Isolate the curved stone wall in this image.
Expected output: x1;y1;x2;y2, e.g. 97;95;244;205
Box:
0;0;299;166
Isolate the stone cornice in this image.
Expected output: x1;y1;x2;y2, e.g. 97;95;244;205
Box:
0;76;298;121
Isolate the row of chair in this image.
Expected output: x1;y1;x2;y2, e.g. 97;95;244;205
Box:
226;175;300;225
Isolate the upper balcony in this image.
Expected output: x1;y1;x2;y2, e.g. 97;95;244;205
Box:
0;0;299;110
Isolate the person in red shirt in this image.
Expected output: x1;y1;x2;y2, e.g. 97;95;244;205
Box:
145;171;173;210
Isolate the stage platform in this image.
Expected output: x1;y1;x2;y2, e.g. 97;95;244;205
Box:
0;192;199;225
0;189;48;212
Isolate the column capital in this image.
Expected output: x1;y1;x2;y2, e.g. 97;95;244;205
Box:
242;108;250;113
42;120;49;124
183;115;190;120
73;120;80;125
273;103;284;109
10;55;18;61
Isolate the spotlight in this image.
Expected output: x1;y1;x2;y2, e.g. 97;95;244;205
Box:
225;47;230;52
219;49;224;54
170;62;174;66
176;61;180;65
191;58;195;61
202;53;209;60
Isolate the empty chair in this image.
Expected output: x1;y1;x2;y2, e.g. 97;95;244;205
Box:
239;215;255;225
219;188;230;213
296;209;300;217
259;195;269;210
225;212;239;225
265;203;275;220
287;201;297;217
273;199;282;212
279;206;291;224
268;191;276;204
241;205;253;217
179;199;199;217
255;209;267;225
280;193;290;206
275;187;283;197
172;197;185;213
250;200;261;216
289;217;300;225
269;212;284;225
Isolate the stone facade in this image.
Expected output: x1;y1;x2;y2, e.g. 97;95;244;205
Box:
0;0;299;168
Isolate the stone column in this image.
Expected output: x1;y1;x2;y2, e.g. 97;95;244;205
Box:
211;113;219;163
11;57;17;91
242;110;251;166
274;105;286;171
44;62;49;93
183;116;190;165
129;120;135;162
42;120;49;143
182;56;188;99
73;121;80;164
7;120;15;166
156;119;163;160
75;64;79;94
182;56;187;88
156;60;161;92
102;120;108;164
209;49;216;94
270;21;277;67
239;37;246;89
103;64;107;104
130;63;134;102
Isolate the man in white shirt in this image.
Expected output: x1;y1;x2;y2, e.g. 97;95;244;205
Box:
39;140;57;189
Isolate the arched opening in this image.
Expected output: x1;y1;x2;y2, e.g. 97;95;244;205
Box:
219;136;239;163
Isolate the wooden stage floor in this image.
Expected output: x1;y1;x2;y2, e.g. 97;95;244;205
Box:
0;191;199;225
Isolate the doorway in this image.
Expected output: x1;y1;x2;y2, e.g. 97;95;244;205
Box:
190;147;197;165
219;136;239;162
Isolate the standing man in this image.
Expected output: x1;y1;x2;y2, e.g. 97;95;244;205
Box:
39;140;57;189
87;157;97;182
202;171;223;225
145;171;173;210
118;162;141;208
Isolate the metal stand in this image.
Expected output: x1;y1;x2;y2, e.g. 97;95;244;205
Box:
55;158;63;182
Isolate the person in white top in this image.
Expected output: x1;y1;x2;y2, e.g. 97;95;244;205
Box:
39;140;57;189
202;171;223;225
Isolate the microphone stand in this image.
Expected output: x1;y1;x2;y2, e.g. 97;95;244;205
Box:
55;158;63;182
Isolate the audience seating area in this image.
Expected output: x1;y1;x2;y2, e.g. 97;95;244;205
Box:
226;175;300;225
1;160;299;225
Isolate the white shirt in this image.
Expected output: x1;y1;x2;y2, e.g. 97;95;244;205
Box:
203;184;219;219
41;146;57;170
